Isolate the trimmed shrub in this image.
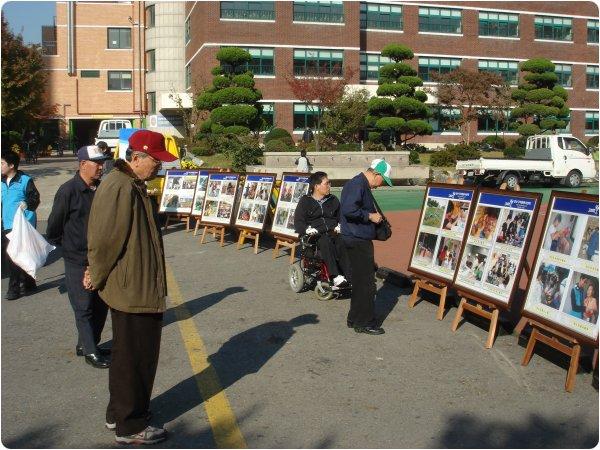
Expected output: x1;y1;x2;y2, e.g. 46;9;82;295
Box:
363;141;386;152
504;146;526;158
430;150;455;167
448;143;481;161
482;135;507;150
409;149;420;164
587;136;598;147
210;104;258;126
265;139;294;152
264;127;294;146
403;143;429;153
191;141;215;157
336;143;360;152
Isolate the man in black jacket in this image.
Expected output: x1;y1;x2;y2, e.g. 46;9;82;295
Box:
294;171;351;287
46;146;111;368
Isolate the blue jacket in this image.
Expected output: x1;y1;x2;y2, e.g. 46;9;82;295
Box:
1;171;40;230
340;172;376;241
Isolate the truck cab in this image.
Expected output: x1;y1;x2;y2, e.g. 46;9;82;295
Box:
95;120;132;149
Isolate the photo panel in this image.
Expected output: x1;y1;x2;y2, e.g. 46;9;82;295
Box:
408;184;476;282
453;189;541;308
270;173;310;239
523;192;599;343
159;170;199;214
200;172;240;226
234;174;276;231
191;170;211;217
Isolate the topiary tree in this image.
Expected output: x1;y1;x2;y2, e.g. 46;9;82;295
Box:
366;44;432;148
510;58;569;137
263;127;294;147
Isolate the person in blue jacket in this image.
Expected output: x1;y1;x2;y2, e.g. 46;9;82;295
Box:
340;159;392;335
1;151;41;300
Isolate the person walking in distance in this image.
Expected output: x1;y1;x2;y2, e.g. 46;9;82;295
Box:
86;130;176;444
295;149;311;173
339;159;393;335
46;145;112;369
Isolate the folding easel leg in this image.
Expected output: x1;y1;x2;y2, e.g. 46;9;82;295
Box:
254;234;259;254
185;216;191;232
436;285;447;321
200;226;207;244
220;228;225;247
485;308;500;349
408;280;420;308
164;216;170;230
451;298;466;332
273;241;280;259
237;230;245;250
565;344;581;393
521;328;537;366
193;219;200;236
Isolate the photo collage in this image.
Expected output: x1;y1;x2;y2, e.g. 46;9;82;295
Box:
190;171;210;216
270;174;310;238
235;174;275;231
409;186;474;281
455;192;538;304
524;195;599;341
159;170;199;214
200;173;240;225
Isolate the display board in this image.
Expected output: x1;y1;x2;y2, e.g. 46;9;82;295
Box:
453;188;541;308
270;172;310;239
199;172;240;226
190;170;211;217
408;183;476;283
159;169;199;214
522;191;599;344
234;173;277;232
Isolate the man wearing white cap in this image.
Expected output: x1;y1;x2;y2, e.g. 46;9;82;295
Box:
339;159;393;335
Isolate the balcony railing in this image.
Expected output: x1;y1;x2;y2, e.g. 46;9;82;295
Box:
293;11;343;23
221;9;275;20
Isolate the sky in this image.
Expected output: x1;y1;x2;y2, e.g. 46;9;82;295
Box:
2;1;56;44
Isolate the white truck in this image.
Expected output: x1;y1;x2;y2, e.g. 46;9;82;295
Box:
456;134;597;188
94;119;132;150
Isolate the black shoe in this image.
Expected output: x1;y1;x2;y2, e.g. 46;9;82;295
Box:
5;290;21;301
85;353;110;369
347;320;353;328
77;346;111;357
354;326;385;335
21;283;37;296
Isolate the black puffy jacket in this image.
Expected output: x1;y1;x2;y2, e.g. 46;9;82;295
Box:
294;194;340;236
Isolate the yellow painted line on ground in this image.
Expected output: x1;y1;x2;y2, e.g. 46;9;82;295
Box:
166;264;247;449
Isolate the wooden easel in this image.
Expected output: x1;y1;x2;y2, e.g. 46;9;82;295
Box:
408;276;449;320
200;224;226;247
192;217;202;236
520;318;582;392
451;292;501;349
237;228;260;254
273;236;297;264
163;214;191;231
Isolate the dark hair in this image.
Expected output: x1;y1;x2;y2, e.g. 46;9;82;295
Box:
308;171;328;195
1;151;20;170
96;141;108;150
300;149;306;157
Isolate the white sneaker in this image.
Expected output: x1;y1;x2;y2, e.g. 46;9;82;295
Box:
115;426;167;445
333;275;347;287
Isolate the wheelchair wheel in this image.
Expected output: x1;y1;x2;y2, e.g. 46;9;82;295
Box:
289;262;305;293
314;282;334;301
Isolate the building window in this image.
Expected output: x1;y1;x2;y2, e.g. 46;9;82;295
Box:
534;16;572;41
221;47;274;75
220;1;275;21
359;52;391;81
185;65;191;89
479;11;518;38
107;28;131;49
80;70;100;78
586;111;599;134
478;60;518;85
108;71;132;91
293;1;344;24
588;20;599;43
261;103;274;128
587;66;599;89
293;49;343;76
147;92;156;114
418;57;461;82
360;3;402;30
185;17;191;44
293;104;319;130
477;109;510;132
146;4;155;28
418;7;462;34
146;49;156;72
429;107;461;132
555;111;571;133
554;64;572;87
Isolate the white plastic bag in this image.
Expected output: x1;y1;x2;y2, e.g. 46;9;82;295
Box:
6;208;55;279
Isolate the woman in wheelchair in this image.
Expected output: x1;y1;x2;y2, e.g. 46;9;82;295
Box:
294;171;351;288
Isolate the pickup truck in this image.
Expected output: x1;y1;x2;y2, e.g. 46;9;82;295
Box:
94;119;132;149
456;134;597;188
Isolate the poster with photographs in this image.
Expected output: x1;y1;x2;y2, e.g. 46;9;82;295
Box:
159;170;199;214
190;170;211;217
234;173;276;231
408;184;476;283
270;172;310;239
453;189;541;308
523;192;599;343
200;172;240;226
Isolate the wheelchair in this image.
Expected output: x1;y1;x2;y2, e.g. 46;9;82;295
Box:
288;233;351;301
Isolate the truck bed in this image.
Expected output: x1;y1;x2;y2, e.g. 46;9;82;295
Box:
456;158;554;172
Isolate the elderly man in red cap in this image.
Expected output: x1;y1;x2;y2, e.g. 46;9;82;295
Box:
86;130;176;445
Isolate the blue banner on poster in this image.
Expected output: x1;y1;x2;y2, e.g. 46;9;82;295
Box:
247;174;275;183
168;170;198;177
429;187;473;201
210;174;239;181
283;175;309;183
554;198;599;217
480;193;536;211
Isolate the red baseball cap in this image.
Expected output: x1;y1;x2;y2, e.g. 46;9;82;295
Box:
128;130;177;162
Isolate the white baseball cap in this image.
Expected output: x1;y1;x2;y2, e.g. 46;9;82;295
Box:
370;159;393;186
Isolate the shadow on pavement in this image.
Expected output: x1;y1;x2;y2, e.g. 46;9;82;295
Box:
375;279;412;326
151;314;319;428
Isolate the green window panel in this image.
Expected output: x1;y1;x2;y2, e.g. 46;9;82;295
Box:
586;111;599;133
479;11;519;38
293;49;343;76
554;64;572;87
587;66;599;89
146;5;155;28
588;20;599;43
185;17;191;44
185;65;191;89
418;7;462;34
107;28;131;49
555;112;571;133
146;49;155;72
418;57;461;82
477;109;511;132
80;70;100;78
221;47;274;75
534;16;572;41
478;60;519;85
107;71;132;91
428;107;461;132
293;1;344;23
147;92;156;114
220;1;275;20
260;103;274;128
293;103;319;130
359;52;391;80
359;3;402;30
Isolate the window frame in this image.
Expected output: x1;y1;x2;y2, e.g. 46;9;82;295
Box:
586;66;599;89
429;107;461;133
220;1;276;21
185;65;192;89
147;91;156;114
477;109;511;133
418;57;461;82
80;70;100;78
107;71;133;91
359;3;402;30
293;48;344;77
588;20;599;44
107;27;131;49
585;111;599;134
293;1;344;24
293;103;319;130
534;16;572;41
478;11;519;38
554;64;572;88
221;46;274;76
260;102;275;128
185;17;191;44
359;52;392;81
146;49;156;72
418;7;462;34
146;4;155;28
478;59;519;85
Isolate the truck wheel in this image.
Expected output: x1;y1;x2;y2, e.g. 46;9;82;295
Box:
565;170;582;188
503;173;519;189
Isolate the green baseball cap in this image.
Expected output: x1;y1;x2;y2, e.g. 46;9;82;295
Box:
370;158;393;186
